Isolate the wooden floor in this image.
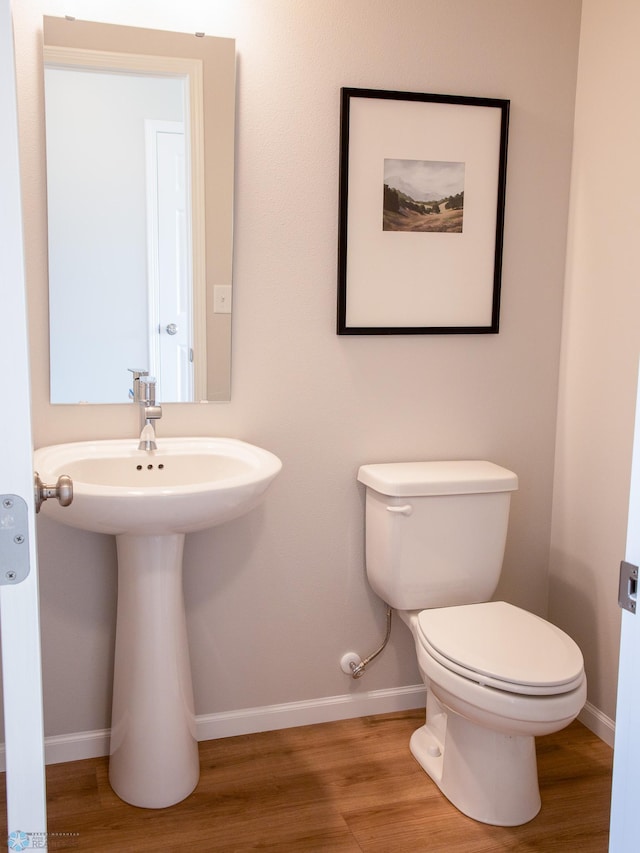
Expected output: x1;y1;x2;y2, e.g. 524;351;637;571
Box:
1;710;612;851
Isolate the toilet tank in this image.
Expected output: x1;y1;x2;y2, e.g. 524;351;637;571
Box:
357;461;518;610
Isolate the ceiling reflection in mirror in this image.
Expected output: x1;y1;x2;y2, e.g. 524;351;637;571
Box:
43;17;235;403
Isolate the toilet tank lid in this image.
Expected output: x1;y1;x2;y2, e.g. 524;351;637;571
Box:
357;460;518;497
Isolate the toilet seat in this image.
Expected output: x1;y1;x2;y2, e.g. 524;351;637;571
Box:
416;601;585;696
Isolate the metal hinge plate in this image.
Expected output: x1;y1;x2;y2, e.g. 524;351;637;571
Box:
0;495;30;586
619;560;638;614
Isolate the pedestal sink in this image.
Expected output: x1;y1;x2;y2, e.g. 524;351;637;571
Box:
34;437;282;808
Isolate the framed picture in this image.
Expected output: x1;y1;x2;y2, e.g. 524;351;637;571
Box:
337;88;510;335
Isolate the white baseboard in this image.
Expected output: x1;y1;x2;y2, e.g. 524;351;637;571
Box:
578;700;615;748
0;688;612;771
42;727;111;766
0;684;427;770
195;683;426;742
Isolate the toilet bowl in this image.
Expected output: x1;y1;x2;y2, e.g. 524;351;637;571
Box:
400;603;586;826
357;460;587;826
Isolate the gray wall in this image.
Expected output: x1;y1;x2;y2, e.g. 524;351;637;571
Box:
550;0;640;726
12;0;582;738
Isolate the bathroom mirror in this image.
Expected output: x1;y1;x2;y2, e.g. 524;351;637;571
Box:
42;17;235;403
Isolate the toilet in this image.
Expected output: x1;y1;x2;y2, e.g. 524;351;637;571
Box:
357;460;586;827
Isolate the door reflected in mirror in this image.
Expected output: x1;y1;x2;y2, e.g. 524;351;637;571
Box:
42;17;235;403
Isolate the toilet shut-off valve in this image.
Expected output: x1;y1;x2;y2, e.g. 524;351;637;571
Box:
340;652;365;677
340;607;393;679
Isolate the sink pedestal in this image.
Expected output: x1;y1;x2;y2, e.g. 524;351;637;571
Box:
109;533;199;808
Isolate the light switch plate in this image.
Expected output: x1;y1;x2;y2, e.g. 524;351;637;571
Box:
213;284;232;314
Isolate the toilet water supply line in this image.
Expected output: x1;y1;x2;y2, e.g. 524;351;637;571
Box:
341;607;393;679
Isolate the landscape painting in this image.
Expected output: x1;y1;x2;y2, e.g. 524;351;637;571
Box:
337;87;510;334
383;158;465;233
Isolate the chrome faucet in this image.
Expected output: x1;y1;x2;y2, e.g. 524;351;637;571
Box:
129;369;162;451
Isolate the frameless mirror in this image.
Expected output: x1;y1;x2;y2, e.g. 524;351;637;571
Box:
42;17;235;403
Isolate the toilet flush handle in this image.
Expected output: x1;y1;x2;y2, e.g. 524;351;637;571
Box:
386;504;413;515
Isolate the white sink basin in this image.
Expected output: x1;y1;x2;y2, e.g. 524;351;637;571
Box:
34;435;282;809
33;436;282;535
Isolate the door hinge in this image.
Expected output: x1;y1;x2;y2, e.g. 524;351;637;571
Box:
619;560;638;614
0;495;30;586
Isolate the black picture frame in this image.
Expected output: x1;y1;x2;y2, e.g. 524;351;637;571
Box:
337;87;510;335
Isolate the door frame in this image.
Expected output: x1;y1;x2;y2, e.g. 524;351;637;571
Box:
0;0;48;847
609;359;640;850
